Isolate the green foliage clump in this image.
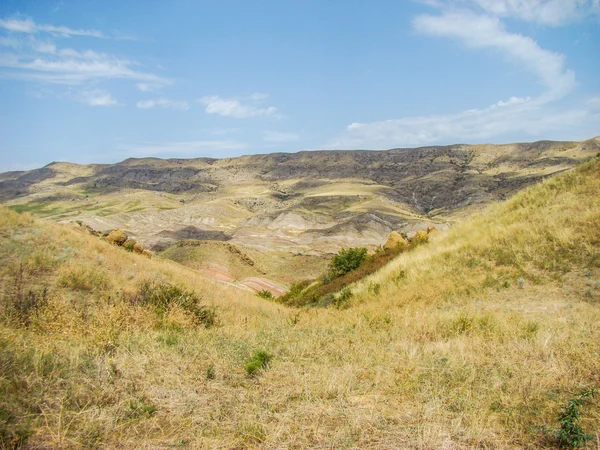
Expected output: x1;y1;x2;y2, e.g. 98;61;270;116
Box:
549;389;595;448
244;350;272;377
328;247;368;277
256;289;273;300
130;280;217;328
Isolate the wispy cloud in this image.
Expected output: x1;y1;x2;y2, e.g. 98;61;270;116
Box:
326;99;599;149
0;47;169;86
118;140;248;157
456;0;600;26
413;11;574;101
73;89;118;106
200;94;278;118
325;0;594;149
136;98;189;110
262;130;299;143
0;16;170;108
0;17;103;38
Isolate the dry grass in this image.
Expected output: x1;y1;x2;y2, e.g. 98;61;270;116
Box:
1;157;600;448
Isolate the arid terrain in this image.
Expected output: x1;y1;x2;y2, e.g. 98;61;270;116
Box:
0;147;599;448
2;138;599;292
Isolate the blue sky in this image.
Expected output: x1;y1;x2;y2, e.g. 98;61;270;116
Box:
0;0;598;172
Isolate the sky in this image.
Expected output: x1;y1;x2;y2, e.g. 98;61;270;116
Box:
0;0;599;172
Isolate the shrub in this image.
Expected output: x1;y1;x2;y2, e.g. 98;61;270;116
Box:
244;350;272;377
129;280;217;328
328;247;368;277
256;290;273;300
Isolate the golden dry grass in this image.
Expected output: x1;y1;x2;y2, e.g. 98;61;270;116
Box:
1;157;599;449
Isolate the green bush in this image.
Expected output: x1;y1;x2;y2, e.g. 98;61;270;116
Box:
244;350;272;377
256;290;273;300
130;280;217;328
328;247;368;277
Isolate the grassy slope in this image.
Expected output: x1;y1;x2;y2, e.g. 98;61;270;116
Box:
1;157;599;449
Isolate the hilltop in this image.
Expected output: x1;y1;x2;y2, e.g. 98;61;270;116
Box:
0;154;599;448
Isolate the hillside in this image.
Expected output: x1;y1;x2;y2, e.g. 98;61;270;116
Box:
1;155;599;448
2;137;598;293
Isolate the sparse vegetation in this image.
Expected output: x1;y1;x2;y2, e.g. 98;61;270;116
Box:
279;232;432;307
126;280;218;327
0;156;599;448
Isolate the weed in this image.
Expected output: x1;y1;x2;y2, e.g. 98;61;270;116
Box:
237;422;267;444
245;350;272;377
522;321;540;339
368;282;381;295
546;389;595;448
2;264;48;325
334;287;353;308
450;314;474;336
206;365;216;380
126;397;157;420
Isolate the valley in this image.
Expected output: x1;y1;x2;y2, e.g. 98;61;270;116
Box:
2;138;598;293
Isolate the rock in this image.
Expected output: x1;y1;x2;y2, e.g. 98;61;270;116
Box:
107;229;128;246
383;231;409;251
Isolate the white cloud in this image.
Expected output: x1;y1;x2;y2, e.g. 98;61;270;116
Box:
136;98;189;110
73;89;118;106
413;11;575;101
458;0;599;26
325;98;599;149
200;95;278;118
0;45;170;86
136;82;161;92
118;140;248;157
0;17;103;38
262;131;299;143
324;1;597;150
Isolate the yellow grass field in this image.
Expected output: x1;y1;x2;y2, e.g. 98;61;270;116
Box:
1;157;599;448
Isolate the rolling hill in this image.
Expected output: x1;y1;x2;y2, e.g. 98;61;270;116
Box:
2;137;598;293
0;153;598;448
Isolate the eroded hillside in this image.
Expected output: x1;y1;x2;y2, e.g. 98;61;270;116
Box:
2;138;598;289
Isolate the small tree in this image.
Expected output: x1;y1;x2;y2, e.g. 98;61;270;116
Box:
329;247;368;277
